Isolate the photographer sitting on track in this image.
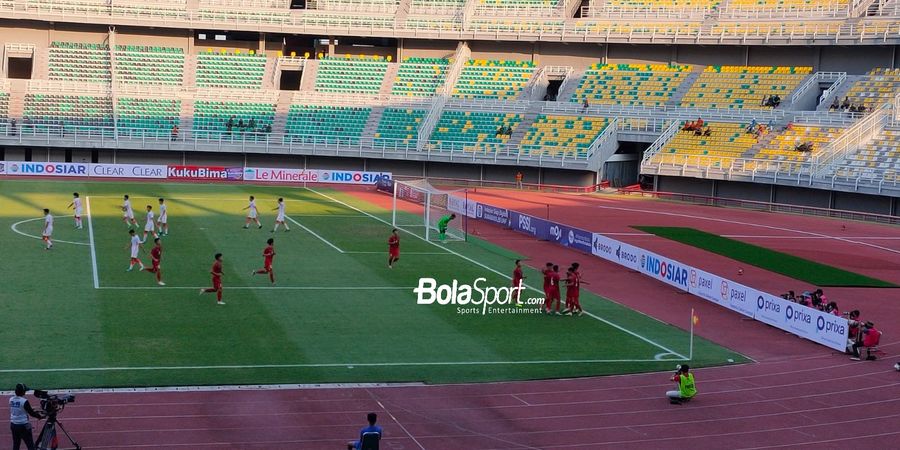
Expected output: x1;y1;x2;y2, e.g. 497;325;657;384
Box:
9;383;44;450
666;365;697;405
347;412;382;450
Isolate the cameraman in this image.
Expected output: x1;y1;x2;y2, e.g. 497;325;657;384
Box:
9;384;43;450
666;365;697;405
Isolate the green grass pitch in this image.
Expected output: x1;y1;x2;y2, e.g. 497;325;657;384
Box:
0;180;747;389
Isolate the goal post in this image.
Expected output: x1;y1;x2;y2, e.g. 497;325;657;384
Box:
392;179;468;242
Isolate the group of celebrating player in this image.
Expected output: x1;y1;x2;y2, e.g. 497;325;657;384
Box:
537;261;585;315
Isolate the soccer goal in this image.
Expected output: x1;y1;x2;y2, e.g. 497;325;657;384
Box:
392;179;468;242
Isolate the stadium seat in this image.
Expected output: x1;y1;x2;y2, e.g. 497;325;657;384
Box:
195;51;267;89
725;0;849;12
652;121;756;168
192;100;275;138
429;110;523;153
752;124;841;163
374;108;426;147
26;0;187;19
48;41;111;83
680;66;811;109
117;98;181;136
315;56;389;95
520;115;610;157
24;93;114;133
391;58;449;97
571;63;691;107
845;68;900;111
833;127;900;180
115;45;185;86
0;92;8;121
284;105;371;145
452;60;535;100
602;0;720;9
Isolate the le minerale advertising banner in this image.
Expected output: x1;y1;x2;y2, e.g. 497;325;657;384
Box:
243;167;391;185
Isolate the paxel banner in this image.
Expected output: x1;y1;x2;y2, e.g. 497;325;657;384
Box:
5;162;88;177
687;267;729;308
90;164;166;179
168;165;243;181
243;167;391;185
476;203;510;227
509;211;549;240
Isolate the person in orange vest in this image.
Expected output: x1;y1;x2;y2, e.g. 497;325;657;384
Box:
515;171;524;189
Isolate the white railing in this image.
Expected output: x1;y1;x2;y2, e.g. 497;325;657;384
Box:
544;102;782;122
196;87;280;102
813;102;890;171
315;0;398;13
585;5;711;19
27;79;111;94
817;72;848;108
640;120;679;164
416;94;448;151
789;71;845;106
200;0;286;7
850;0;877;16
0;122;591;167
524;66;545;99
4;43;35;56
587;116;617;160
718;4;850;19
2;2;899;44
474;3;559;18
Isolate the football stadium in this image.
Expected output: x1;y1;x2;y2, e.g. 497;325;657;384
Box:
0;0;899;448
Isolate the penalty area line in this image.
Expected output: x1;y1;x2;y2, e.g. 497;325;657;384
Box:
284;215;344;253
0;357;689;373
9;214;91;246
86;197;100;289
305;187;690;361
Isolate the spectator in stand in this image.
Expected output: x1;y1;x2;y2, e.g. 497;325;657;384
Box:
171;124;178;141
858;104;867;113
849;104;858;113
851;322;881;361
746;119;758;134
682;120;695;132
582;98;590;112
771;95;781;107
702;126;712;137
830;97;840;111
264;124;272;133
347;412;382;450
784;122;794;132
841;96;851;110
496;126;504;137
238;119;245;132
227;116;235;133
695;117;704;130
248;118;256;132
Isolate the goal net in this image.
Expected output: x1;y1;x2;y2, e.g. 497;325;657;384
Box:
392;179;468;242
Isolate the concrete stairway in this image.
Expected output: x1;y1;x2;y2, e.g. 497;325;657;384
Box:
361;106;386;142
555;69;583;102
299;59;319;92
505;106;541;148
6;79;28;120
378;63;399;97
669;68;702;107
271;90;295;136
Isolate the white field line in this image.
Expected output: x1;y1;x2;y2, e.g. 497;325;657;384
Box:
0;357;688;374
9;215;91;246
305;187;690;360
284;215;344;253
86;197;100;289
344;251;452;255
96;286;413;290
371;396;427;450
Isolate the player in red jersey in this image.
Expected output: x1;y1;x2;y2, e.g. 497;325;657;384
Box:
142;238;165;286
388;229;400;268
252;238;276;284
512;259;526;306
200;253;225;305
569;262;585;315
541;262;553;313
548;265;562;314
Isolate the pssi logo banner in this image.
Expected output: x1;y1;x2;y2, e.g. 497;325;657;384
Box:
167;165;242;180
509;211;549;240
6;162;88;177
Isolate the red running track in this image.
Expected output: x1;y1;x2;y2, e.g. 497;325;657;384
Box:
3;188;898;449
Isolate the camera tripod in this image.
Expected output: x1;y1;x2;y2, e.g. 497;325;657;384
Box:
35;414;81;450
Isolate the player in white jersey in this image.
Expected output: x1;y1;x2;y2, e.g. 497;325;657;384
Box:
67;192;83;229
271;197;291;233
142;205;158;242
242;195;262;229
157;198;169;236
122;194;138;228
126;229;145;271
41;208;53;250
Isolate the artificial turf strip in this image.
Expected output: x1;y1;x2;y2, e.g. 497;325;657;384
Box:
633;226;897;288
0;180;747;389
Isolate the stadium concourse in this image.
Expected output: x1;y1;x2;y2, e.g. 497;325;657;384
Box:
1;186;898;449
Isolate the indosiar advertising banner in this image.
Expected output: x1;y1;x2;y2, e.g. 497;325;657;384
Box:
4;162;89;177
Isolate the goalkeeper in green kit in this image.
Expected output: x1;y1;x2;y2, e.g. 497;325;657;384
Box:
437;213;457;242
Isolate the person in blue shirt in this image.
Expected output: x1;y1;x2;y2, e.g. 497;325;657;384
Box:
347;412;382;450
